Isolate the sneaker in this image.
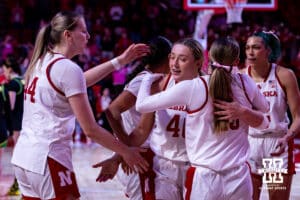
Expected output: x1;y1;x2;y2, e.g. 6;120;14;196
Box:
7;179;20;196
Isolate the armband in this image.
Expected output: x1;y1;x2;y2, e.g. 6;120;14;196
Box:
111;58;122;70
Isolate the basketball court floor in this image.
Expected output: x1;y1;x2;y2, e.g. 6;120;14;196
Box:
1;140;300;200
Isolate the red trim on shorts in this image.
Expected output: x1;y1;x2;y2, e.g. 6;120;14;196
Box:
185;166;196;200
139;148;156;200
238;74;252;106
46;57;66;96
246;161;251;171
22;196;41;200
288;139;296;174
47;157;80;199
187;77;208;114
250;172;262;179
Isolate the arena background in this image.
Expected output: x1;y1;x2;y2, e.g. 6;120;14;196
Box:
0;0;299;199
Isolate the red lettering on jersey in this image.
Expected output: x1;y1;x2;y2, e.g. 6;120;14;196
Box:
24;77;39;103
263;91;278;97
166;114;185;138
168;105;186;111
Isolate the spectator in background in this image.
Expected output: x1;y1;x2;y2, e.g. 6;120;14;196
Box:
2;54;24;196
0;65;8;173
2;54;23;144
98;87;112;132
1;35;14;61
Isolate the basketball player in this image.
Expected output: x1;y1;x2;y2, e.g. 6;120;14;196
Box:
244;31;300;200
95;36;172;200
10;11;149;199
2;55;24;195
2;55;24;144
136;37;270;200
95;38;204;200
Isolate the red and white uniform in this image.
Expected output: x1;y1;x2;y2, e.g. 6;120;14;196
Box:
246;64;295;174
117;70;151;200
150;74;190;200
11;52;85;198
136;73;269;200
121;71;151;148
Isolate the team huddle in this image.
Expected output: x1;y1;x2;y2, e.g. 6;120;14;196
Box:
1;10;299;200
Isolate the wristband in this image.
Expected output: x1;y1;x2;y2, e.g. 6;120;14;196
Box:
111;58;122;70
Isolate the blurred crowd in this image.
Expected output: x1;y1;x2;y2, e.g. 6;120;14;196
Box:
0;0;300;142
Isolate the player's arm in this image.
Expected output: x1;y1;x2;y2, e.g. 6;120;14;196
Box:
7;80;20;110
278;67;300;141
8;91;16;110
84;44;149;87
128;112;155;146
214;100;269;129
69;93;148;172
93;153;123;182
127;75;167;146
214;74;270;129
136;75;194;113
105;91;136;145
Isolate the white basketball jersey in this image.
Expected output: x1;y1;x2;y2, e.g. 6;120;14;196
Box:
246;64;289;136
150;75;189;162
185;74;257;171
12;53;86;174
121;71;151;147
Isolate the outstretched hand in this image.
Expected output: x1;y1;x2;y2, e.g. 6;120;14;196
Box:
118;43;150;65
92;156;121;182
121;146;149;174
121;160;134;175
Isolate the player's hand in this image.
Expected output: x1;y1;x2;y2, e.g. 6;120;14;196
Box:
121;147;149;174
270;131;294;156
270;137;287;156
117;44;150;66
92;155;121;182
121;160;134;175
214;100;242;120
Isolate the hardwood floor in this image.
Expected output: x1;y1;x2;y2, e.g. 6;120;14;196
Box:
1;141;300;200
0;144;127;200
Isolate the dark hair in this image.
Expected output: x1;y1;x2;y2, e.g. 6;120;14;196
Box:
125;36;172;84
252;31;281;63
4;54;21;75
209;37;240;133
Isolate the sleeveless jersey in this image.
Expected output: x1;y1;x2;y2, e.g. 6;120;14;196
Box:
246;63;289;137
11;52;86;174
185;74;266;171
150;74;189;162
121;70;151;147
